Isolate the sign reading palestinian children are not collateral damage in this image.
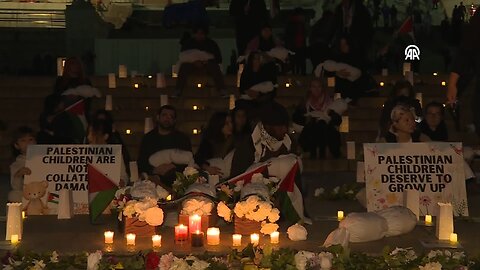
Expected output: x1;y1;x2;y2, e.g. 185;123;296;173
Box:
364;143;468;216
24;145;122;215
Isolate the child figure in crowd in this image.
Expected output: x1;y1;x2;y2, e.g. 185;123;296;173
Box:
9;127;36;202
380;105;430;143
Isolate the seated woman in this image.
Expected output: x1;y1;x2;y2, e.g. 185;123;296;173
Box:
245;23;283;56
236;51;278;122
293;78;342;159
419;102;448;141
379;105;430;143
379;80;423;139
194;112;235;179
232;106;252;138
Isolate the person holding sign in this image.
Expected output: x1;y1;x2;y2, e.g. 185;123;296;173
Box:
379;105;430;143
138;105;192;187
8;127;36;202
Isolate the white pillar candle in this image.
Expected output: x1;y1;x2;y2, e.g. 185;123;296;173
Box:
450;233;458;244
125;129;132;135
405;71;414;86
6;202;22;241
436;202;454;240
403;189;420;220
327;77;335;87
207;227;220;245
403;62;411;75
229;94;236;110
108;73;116;88
337;210;344;221
129;161;139;182
134;83;139;89
22;211;26;219
119;65;128;78
441;81;447;86
232;234;242;247
236;64;244;88
270;231;279;244
160;95;169;107
250;233;259;246
197;83;202;88
346;141;355;160
126;233;136;246
425;215;432;225
381;68;388;76
339;116;349;133
172;65;178;78
334;93;342;100
57;189;74;219
144;117;154;134
156;73;166;88
104;231;114;244
152;235;162;248
193;129;199;135
10;234;19;244
433;72;438;76
57;57;64;76
105;95;113;111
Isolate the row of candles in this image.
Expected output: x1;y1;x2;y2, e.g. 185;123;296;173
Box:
103;228;279;248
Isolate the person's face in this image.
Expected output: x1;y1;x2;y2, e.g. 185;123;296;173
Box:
310;80;323;98
234;110;247;132
222;116;233;137
157;109;176;130
260;27;272;40
193;30;206;42
340;38;350;54
425;106;443;129
87;128;108;144
394;112;416;134
15;134;36;154
65;61;82;78
252;54;261;71
396;87;410;97
265;124;288;141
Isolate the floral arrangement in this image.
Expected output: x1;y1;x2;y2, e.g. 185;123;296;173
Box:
180;196;214;216
111;188;164;227
233;195;280;235
314;183;363;201
173;167;207;198
0;245;475;270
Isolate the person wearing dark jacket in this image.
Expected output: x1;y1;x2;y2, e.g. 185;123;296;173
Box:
174;25;226;97
293;79;342;159
419;102;448;141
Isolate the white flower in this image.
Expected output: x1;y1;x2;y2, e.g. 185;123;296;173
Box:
159;253;174;270
234;203;246;218
255;202;273;219
170;257;190;270
156;186;170;200
3;265;13;270
87;251;102;270
181;197;213;216
287;223;308;241
332;186;340;194
50;251;59;263
405;250;417;261
251;173;264;184
269;177;280;183
134;197;158;221
123;202;136;218
30;260;46;270
268;208;280;223
217;201;232;222
419;262;442;270
427;250;444;259
191;259;210;270
246;195;260;205
260;222;279;235
390;247;407;256
452;251;465;260
314;188;325;197
183;167;199;177
144;207;164;226
319;252;333;270
294;251;316;270
234;181;244;192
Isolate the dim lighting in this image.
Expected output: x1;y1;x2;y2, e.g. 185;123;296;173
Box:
285;82;290;88
134;83;139;89
193;129;199;135
148;75;153;79
197;83;202;88
166;194;172;201
441;81;446;86
126;129;132;135
380;82;385;87
443;104;446;107
145;106;149;111
193;105;198;110
433;72;438;76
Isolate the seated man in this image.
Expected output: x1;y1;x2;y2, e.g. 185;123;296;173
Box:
173;25;227;97
232;102;309;225
138;105;192;187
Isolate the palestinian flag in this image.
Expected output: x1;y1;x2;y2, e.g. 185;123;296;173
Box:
397;16;415;42
88;164;118;223
48;193;59;204
218;163;269;187
64;98;88;144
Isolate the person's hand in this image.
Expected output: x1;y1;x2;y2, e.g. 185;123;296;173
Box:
203;165;223;177
15;167;31;178
247;89;259;99
153;163;176;176
336;69;351;78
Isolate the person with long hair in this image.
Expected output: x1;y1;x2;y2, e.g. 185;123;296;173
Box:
231;106;252;138
53;57;91;95
419;102;448;141
293;78;342;159
379;105;430;143
245;23;282;55
195;112;234;178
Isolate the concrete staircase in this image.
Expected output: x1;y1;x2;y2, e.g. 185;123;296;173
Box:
0;73;476;175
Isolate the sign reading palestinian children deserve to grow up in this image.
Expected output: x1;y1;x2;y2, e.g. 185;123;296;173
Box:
24;145;122;215
364;142;468;216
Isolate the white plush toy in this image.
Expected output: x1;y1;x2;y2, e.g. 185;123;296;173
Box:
323;227;350;248
148;149;195;168
178;49;214;63
314;60;362;82
62;85;102;98
240;81;277;100
266;47;295;63
206;150;235;179
305;98;351;123
375;206;417;237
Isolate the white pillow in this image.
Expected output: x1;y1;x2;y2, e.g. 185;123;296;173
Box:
375;206;417;237
206;150;235;179
323;227;350;248
178;49;214;63
148;149;194;168
314;60;362;81
62;85;101;98
339;212;388;242
266;47;294;63
250;81;276;93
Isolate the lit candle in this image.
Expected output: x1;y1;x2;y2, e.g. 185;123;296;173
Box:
380;81;385;87
134;83;139;89
175;224;188;243
125;129;131;135
145;106;149;111
104;231;114;244
433;72;438;76
339;116;349;133
193;129;199;135
425;215;432;225
152;235;162;248
441;81;447;86
160;95;169;107
172;65;178;78
232;234;242;247
108;73;116;88
337;211;344;221
346;141;355;160
166;194;172;201
327;77;335;87
57;58;65;76
250;233;259;246
118;65;127;78
10;234;19;245
191;230;204;247
207;227;220;245
126;233;136;246
193;105;198;110
450;233;458;244
285;82;290;88
270;231;279;244
197;83;202;88
22;211;26;219
105;95;113;111
189;215;202;234
229;94;236;110
148;75;153;79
